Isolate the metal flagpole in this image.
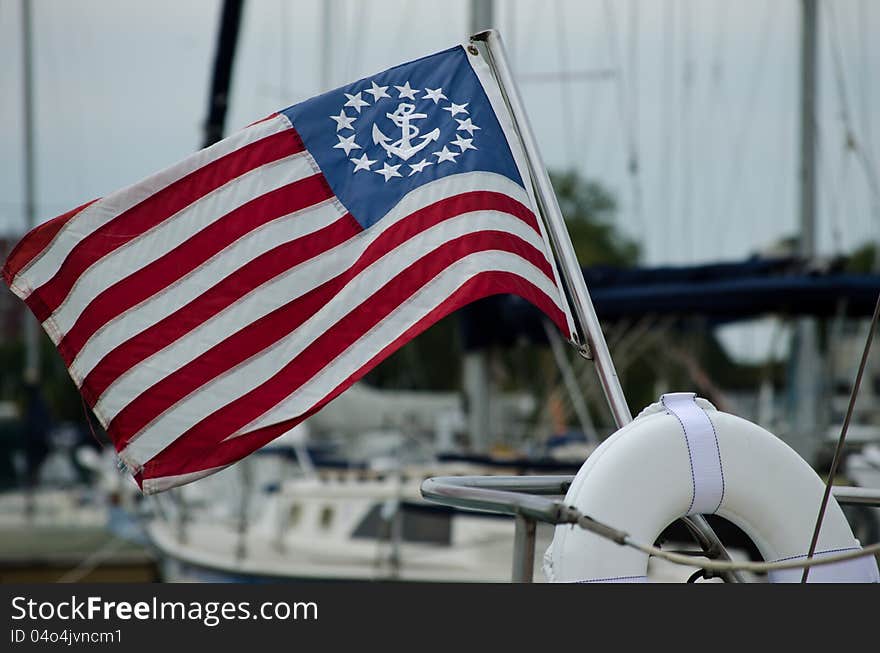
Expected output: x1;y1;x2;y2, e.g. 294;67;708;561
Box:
471;29;739;573
471;29;632;428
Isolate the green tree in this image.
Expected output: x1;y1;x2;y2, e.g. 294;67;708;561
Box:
845;242;877;273
550;170;639;266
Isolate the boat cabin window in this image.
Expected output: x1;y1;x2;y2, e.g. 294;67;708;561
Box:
287;503;302;528
351;502;452;545
319;505;334;529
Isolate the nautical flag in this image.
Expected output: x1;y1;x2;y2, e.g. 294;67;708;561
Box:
2;43;575;494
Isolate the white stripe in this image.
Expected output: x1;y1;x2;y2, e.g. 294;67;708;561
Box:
12;116;291;298
382;170;530;226
92;172;538;413
46;152;313;343
121;249;562;468
68;200;342;386
96;205;548;428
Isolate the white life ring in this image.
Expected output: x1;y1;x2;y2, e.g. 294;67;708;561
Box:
544;393;880;583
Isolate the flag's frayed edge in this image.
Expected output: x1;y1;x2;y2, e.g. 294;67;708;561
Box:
117;452;143;477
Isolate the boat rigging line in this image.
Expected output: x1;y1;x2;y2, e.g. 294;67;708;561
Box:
716;0;776;255
826;0;880;233
857;0;876;202
602;0;644;237
679;0;693;260
704;0;727;234
554;0;576;168
659;0;675;263
800;289;880;582
627;0;644;241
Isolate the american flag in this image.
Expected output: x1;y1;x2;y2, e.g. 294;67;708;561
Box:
2;44;575;494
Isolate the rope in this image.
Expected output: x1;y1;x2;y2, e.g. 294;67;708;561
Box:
564;507;880;576
56;537;129;584
626;535;880;576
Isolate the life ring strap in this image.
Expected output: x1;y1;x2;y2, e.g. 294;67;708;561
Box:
661;393;724;515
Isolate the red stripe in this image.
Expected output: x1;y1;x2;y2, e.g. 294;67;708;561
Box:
107;201;546;449
89;190;538;410
80;214;360;406
25;129;305;323
139;271;567;482
2;199;99;289
113;230;554;456
58;174;332;367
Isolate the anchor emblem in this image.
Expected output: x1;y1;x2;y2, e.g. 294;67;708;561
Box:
372;103;440;161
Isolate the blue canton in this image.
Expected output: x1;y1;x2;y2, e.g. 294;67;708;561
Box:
282;46;523;229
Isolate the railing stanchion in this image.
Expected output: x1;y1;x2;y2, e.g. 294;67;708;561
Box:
420;475;880;582
512;513;537;583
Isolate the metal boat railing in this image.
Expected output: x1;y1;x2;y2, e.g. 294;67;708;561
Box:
420;475;880;583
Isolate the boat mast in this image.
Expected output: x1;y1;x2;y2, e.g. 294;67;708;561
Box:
463;0;495;453
21;0;39;386
320;0;335;92
203;0;244;148
791;0;821;461
800;0;817;259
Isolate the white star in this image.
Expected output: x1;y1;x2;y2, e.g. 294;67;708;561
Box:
394;81;420;100
455;117;481;135
433;146;459;164
344;91;370;113
350;152;376;172
451;135;476;152
408;159;433;175
365;81;390;101
443;102;469;117
333;133;361;156
329;109;356;131
375;162;403;181
423;87;447;104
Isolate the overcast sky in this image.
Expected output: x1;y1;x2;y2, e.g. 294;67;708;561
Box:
1;1;879;363
3;0;879;256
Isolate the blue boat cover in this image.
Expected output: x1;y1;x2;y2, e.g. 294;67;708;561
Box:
460;257;880;349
